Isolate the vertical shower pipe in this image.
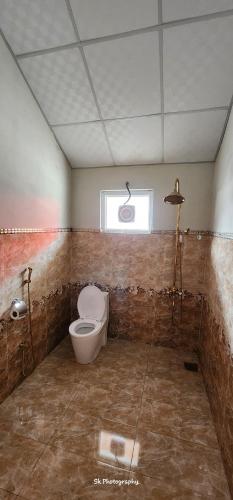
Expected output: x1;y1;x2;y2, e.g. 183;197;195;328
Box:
164;178;184;324
25;267;35;367
172;201;181;323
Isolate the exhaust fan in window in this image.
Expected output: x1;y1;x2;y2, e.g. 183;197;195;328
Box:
118;182;135;222
118;204;135;222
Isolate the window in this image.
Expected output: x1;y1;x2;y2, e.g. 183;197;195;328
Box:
100;189;153;234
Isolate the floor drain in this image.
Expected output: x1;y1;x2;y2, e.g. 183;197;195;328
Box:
184;362;198;372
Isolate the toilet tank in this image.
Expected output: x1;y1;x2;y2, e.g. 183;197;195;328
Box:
102;292;109;322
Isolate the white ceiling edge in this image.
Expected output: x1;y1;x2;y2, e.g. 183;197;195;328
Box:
70;161;214;169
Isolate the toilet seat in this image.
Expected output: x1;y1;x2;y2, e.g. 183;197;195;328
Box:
69;318;103;338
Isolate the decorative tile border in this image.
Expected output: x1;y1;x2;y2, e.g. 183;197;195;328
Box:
211;231;233;240
71;228;212;236
72;280;204;297
71;228;100;233
72;228;233;239
70;281;203;351
0;227;71;234
1;227;232;238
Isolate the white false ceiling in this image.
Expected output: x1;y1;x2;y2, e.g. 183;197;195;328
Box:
0;0;233;168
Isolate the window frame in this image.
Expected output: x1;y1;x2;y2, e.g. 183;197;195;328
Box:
100;188;153;234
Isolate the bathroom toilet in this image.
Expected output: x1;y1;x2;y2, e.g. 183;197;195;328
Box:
69;285;109;364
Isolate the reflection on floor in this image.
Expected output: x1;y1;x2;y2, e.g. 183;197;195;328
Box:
0;337;230;499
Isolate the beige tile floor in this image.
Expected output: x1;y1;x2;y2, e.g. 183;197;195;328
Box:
0;336;231;499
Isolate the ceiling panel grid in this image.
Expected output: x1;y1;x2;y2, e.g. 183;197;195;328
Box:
19;48;99;124
53;122;114;167
84;32;161;119
0;0;233;167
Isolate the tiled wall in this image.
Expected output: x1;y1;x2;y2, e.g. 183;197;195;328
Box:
0;230;71;403
1;227;232;494
71;230;209;351
200;235;233;496
70;229;233;493
1;227;232;493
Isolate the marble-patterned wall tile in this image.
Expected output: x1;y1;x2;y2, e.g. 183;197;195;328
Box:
182;234;210;294
46;287;70;353
31;302;48;365
153;294;202;351
110;287;155;309
6;316;34;396
0;231;71;403
0;324;8;403
71;281;202;351
200;236;233;497
109;305;156;344
71;231;208;294
70;231;207;351
0;232;71;319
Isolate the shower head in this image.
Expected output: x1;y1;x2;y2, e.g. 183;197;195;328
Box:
164;178;185;205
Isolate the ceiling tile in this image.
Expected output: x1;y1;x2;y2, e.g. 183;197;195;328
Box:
164;109;227;162
84;33;161;119
53;122;113;168
105;116;162;165
163;0;233;22
19;48;99;125
70;0;158;40
164;16;233;112
0;0;76;54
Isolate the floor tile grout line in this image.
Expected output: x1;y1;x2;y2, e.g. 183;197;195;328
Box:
17;440;48;498
134;424;220;452
129;348;149;473
128;341;221;453
0;487;27;499
44;388;81;448
94;459;131;476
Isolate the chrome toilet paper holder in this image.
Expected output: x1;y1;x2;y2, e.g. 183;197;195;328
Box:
10;299;27;320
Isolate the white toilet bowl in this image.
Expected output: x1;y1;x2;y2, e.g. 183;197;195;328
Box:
69;285;109;364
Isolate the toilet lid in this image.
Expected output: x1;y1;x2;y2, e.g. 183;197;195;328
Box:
78;285;105;321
